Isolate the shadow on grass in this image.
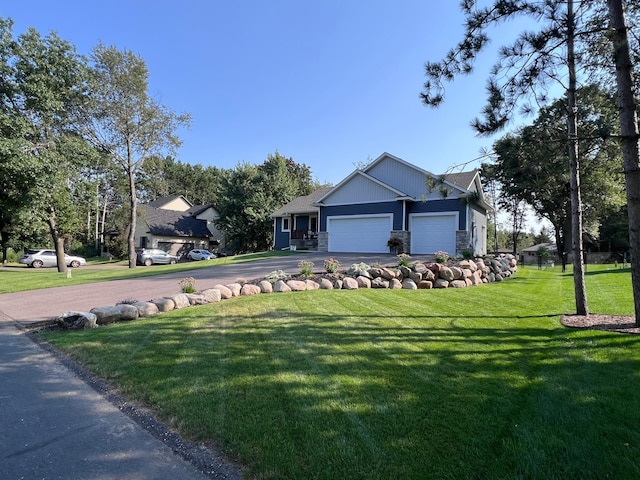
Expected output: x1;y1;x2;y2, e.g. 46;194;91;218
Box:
43;307;640;480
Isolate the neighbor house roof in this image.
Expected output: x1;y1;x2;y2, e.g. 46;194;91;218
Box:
138;204;211;238
271;187;333;217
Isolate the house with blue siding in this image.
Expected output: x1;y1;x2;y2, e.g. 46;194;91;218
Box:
272;153;491;255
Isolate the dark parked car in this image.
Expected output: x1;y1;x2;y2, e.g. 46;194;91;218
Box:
136;248;178;266
18;249;86;268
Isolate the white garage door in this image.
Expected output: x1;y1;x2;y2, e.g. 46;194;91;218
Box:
410;213;457;254
327;215;392;253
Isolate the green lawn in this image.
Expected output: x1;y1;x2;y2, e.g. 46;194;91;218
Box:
41;265;640;480
0;251;297;294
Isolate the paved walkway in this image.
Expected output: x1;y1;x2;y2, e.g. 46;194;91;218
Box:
0;252;417;479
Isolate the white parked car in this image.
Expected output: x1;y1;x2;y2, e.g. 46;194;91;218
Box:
19;249;87;268
186;249;217;261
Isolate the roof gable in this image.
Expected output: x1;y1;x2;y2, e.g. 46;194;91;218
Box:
146;195;193;212
316;170;411;206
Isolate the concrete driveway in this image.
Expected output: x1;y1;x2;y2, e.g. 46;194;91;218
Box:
0;252;423;325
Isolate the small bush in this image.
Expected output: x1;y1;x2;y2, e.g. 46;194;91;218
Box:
179;277;196;293
434;251;449;264
347;262;371;275
265;270;290;283
298;260;314;277
324;258;340;273
397;253;411;267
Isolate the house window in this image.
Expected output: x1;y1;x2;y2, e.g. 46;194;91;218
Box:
282;218;290;232
140;236;148;248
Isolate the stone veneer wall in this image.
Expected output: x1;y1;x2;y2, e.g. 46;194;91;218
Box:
389;230;411;253
317;231;329;252
456;230;470;256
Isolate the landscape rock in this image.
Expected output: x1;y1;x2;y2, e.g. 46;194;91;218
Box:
168;293;190;309
287;280;307;291
257;280;273;293
357;276;371;288
418;280;433;289
450;266;463;280
450;280;467;288
371;277;390;289
409;271;422;283
381;268;398;280
186;294;209;305
305;280;320;290
213;284;233;299
241;284;262;296
413;263;428;274
201;288;222;303
273;280;292;293
91;304;139;325
56;311;97;330
434;278;449;289
152;297;175;312
402;278;418;290
342;277;359;290
226;283;242;297
132;301;159;317
320;278;334;289
439;266;454;281
389;278;403;289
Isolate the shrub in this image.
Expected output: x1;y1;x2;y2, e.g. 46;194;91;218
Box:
347;262;371;275
397;253;411;267
298;260;314;277
324;258;340;273
265;270;290;283
179;277;196;293
434;251;449;264
460;248;474;259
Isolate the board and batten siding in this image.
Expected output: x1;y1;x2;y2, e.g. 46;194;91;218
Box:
320;174;400;205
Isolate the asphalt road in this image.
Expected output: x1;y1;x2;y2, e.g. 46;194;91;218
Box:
0;252;420;325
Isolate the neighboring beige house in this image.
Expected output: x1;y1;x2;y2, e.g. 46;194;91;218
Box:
134;195;224;259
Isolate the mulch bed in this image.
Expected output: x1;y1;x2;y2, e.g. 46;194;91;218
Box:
561;314;640;334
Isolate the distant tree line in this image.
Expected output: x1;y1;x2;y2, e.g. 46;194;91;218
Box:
0;18;323;269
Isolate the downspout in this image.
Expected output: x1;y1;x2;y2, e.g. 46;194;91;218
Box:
402;200;407;230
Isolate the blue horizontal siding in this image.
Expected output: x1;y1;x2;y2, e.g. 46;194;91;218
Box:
407;199;467;230
320;201;403;230
319;199;468;232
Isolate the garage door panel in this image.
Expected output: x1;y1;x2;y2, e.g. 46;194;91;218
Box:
410;214;457;254
328;215;391;253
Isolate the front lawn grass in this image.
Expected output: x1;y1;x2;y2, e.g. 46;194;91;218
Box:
0;251;297;294
42;266;640;480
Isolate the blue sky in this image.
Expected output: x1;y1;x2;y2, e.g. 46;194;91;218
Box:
4;1;539;186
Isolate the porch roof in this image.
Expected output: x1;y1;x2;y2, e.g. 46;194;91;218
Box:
271;187;332;217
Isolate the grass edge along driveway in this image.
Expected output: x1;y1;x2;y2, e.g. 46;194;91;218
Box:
42;266;640;480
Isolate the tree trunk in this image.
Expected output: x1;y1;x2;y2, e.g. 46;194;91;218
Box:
566;0;588;315
127;160;137;268
607;0;640;325
47;210;67;273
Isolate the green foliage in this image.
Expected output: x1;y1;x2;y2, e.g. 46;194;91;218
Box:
297;260;314;277
434;251;449;263
264;270;290;283
214;153;316;254
323;258;340;273
347;262;371;274
178;277;196;294
397;253;411;267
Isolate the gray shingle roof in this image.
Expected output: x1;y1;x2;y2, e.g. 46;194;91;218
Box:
138;204;211;238
442;170;478;191
271;187;333;217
